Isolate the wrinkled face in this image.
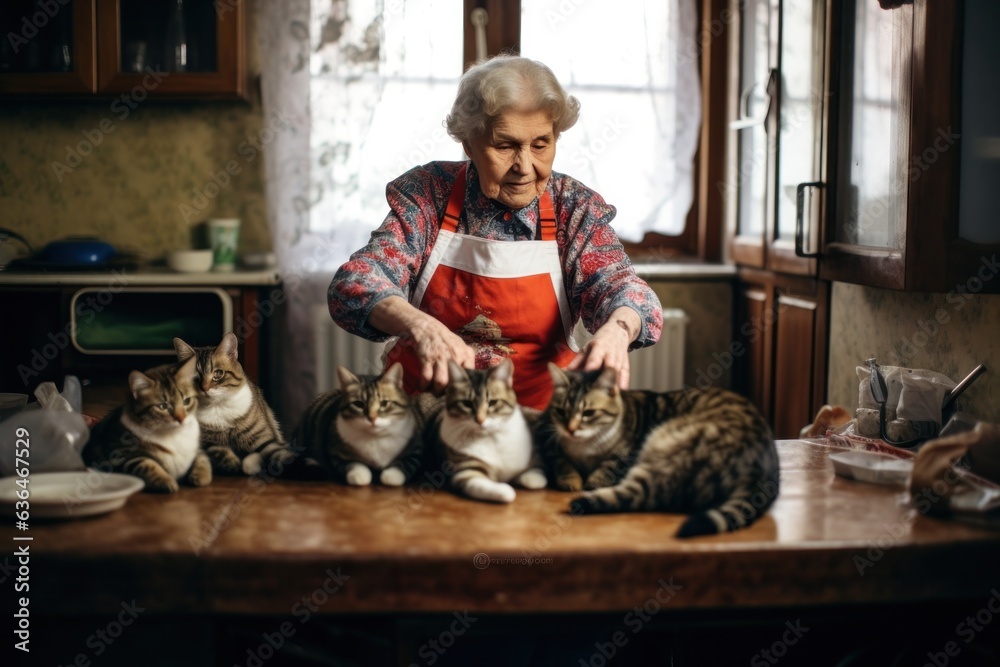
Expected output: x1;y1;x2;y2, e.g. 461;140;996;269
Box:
463;108;556;210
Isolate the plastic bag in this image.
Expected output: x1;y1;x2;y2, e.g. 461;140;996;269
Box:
0;377;89;476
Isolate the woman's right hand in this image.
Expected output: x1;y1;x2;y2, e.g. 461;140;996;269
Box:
368;296;475;392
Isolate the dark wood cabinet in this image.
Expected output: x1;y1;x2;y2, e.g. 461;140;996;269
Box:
726;0;831;435
0;0;247;99
734;268;829;439
817;0;1000;292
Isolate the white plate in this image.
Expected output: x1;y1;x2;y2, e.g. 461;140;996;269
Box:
0;470;144;519
829;450;914;486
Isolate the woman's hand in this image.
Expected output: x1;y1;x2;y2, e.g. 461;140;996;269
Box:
369;296;475;392
566;307;642;389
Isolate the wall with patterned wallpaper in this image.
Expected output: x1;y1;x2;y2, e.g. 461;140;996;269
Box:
827;282;1000;423
648;279;734;390
0;0;269;261
0;100;272;260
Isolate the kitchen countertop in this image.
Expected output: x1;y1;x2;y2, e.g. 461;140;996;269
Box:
0;265;281;286
6;439;999;616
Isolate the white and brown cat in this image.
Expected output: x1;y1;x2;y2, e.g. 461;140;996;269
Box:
83;357;212;493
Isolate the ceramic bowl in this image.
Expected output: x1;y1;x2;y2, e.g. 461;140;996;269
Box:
41;238;116;264
167;249;214;273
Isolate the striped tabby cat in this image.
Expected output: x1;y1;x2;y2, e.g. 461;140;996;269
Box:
291;362;428;485
174;333;292;476
83;357;212;493
541;364;779;537
432;360;547;504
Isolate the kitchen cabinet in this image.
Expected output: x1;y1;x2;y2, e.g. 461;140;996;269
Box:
0;268;282;413
734;267;829;439
818;0;1000;292
726;0;831;435
0;0;247;99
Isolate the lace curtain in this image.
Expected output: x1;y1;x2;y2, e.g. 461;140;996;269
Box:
256;0;701;422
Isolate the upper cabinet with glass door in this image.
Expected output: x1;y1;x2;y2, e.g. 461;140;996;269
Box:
726;0;829;277
821;0;1000;292
0;0;247;99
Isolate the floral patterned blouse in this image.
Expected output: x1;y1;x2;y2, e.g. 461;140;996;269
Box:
328;160;663;349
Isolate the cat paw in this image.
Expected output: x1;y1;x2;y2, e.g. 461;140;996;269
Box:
556;476;583;492
494;483;517;503
241;452;263;476
380;467;407;486
267;448;298;472
207;448;243;475
583;474;614;491
568;493;601;515
516;468;548;490
187;455;213;487
145;476;180;494
345;463;373;486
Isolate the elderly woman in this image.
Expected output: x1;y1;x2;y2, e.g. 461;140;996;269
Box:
328;55;663;408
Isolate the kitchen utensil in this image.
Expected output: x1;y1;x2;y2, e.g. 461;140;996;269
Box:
167;249;214;273
942;364;987;421
866;358;939;447
41;237;116;265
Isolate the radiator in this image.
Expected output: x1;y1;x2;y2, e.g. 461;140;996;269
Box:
314;306;687;393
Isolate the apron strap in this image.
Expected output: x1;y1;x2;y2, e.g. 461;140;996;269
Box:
441;164;468;233
538;190;557;241
442;162;557;241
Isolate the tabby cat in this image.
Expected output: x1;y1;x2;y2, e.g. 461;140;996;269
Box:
431;360;547;504
83;357;212;493
290;362;428;485
174;333;293;475
540;364;779;537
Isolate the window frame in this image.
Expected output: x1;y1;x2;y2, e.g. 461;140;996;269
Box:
462;0;721;261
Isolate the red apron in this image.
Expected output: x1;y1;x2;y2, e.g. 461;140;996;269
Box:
385;164;578;409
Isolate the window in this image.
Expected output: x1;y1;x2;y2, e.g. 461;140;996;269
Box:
307;0;701;264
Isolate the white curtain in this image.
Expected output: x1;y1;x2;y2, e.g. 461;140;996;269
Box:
257;0;702;422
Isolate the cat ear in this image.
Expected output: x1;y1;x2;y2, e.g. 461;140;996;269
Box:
218;332;240;361
128;370;154;398
173;337;196;361
548;362;569;388
595;366;620;396
447;361;469;385
336;366;360;389
173;355;199;386
492;358;514;386
382;362;405;389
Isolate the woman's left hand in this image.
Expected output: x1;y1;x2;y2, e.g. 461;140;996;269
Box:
566;307;641;389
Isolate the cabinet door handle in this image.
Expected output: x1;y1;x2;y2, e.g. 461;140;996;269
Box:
795;181;824;258
729;68;777;131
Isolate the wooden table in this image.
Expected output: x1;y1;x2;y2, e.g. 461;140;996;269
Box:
6;440;1000;666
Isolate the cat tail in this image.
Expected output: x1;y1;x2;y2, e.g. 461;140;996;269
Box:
675;475;779;538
